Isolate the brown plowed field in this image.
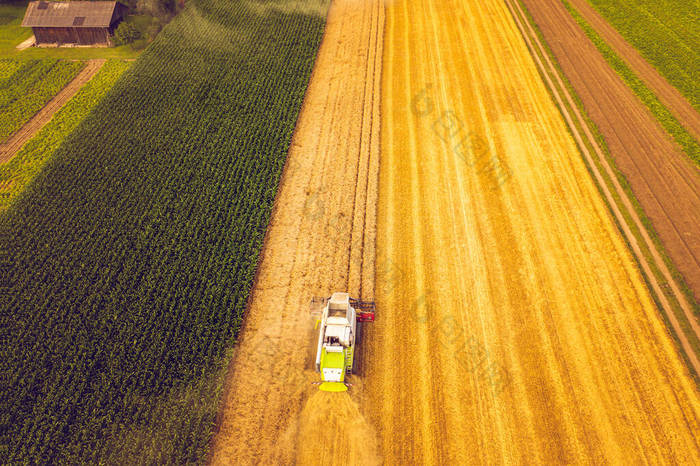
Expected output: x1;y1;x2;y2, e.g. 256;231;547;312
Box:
520;0;700;304
567;0;700;141
207;0;383;463
0;59;105;164
365;0;700;463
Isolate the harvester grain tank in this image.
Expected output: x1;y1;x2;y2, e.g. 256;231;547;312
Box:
313;292;375;392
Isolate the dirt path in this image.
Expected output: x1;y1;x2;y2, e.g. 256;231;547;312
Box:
0;59;105;164
16;36;35;51
367;0;700;462
207;0;383;463
567;0;700;141
520;0;700;305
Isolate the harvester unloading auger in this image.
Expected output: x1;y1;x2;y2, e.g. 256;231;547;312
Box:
311;292;375;392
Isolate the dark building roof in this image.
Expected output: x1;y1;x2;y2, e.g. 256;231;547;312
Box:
22;1;122;28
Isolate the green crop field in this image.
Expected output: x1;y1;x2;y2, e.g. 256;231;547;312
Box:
0;60;130;209
0;59;85;142
586;0;700;111
0;0;329;463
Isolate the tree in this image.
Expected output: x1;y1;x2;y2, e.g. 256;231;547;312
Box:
113;21;140;46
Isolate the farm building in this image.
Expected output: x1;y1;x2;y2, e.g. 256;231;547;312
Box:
21;1;127;46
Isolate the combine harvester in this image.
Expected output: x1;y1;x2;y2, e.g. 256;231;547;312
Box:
312;292;375;392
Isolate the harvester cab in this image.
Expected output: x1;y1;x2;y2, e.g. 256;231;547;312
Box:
312;292;375;392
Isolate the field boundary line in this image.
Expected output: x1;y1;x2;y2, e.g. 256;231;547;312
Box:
504;0;700;375
0;59;105;164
